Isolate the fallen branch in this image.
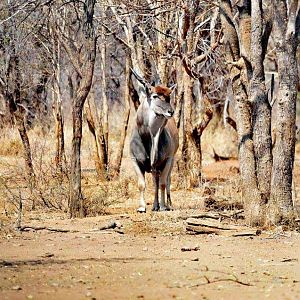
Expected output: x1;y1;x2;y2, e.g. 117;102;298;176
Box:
232;230;261;237
19;226;77;233
188;210;244;220
186;224;220;234
186;218;237;230
190;274;252;287
186;217;261;236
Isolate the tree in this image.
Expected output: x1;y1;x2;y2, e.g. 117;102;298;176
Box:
219;0;299;225
268;0;300;224
50;0;97;217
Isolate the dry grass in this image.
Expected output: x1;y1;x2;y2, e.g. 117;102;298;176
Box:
0;117;246;233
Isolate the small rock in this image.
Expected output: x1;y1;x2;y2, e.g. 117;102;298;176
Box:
12;285;22;290
27;295;33;299
181;246;200;252
41;253;54;258
86;291;92;297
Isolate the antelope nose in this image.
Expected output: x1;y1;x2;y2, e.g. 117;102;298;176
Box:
168;109;174;116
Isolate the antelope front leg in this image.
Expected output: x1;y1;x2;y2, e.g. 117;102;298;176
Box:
159;158;173;211
152;172;159;211
132;159;146;213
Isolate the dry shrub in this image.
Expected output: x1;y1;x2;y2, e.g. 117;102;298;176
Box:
0;159;70;217
0;137;23;156
83;176;134;216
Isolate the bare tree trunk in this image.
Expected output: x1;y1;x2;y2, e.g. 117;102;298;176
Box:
69;101;85;217
53;83;65;174
111;57;131;178
220;0;263;225
181;72;193;166
51;29;65;174
68;0;97;218
268;0;299;224
54;98;65;173
15;112;35;179
99;41;109;172
247;0;272;223
85;94;108;181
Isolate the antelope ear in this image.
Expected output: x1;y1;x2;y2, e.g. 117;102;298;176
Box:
169;84;177;94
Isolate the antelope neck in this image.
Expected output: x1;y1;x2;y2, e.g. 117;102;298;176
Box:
144;101;167;167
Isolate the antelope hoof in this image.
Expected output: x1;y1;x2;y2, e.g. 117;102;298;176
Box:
159;206;170;212
152;204;159;211
137;207;146;213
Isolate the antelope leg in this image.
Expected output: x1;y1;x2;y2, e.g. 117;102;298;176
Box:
159;158;173;211
152;172;160;211
132;159;146;213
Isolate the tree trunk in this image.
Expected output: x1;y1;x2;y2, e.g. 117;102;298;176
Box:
53;86;65;174
68;0;97;218
69;102;85;217
248;0;272;224
111;57;131;178
267;0;299;224
220;0;264;225
15;114;35;179
99;41;109;171
269;48;298;223
85;95;108;181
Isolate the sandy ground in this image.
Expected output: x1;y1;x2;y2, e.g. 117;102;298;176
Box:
1;160;300;300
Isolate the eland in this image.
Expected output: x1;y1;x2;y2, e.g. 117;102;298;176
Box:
130;71;179;212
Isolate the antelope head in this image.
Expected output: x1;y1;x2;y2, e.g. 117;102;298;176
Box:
131;68;175;119
149;85;174;119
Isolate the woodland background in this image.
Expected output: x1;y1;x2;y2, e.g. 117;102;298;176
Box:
0;0;300;229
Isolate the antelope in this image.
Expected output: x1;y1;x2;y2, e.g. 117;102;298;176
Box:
130;71;179;212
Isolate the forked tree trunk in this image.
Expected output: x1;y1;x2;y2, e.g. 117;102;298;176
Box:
8;53;35;181
69;0;97;218
85;94;108;181
15;112;35;179
220;0;266;225
181;74;212;187
247;0;272;224
69;57;96;217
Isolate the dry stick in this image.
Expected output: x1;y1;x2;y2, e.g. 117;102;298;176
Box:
192;274;252;287
186;218;237;230
19;226;77;233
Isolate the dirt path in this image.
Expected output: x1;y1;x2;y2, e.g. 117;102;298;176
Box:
1;211;300;300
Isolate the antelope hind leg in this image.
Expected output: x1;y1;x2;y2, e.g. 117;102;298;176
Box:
159;158;173;211
132;159;146;213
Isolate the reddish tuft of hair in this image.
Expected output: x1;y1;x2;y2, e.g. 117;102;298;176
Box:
153;85;172;97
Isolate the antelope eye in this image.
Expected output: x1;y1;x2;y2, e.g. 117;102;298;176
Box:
152;94;159;99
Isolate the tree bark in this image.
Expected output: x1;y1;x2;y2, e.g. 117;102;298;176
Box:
15;112;35;179
220;0;263;225
68;0;97;218
85;94;108;181
248;0;272;223
268;0;299;223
